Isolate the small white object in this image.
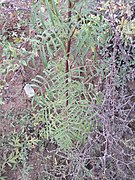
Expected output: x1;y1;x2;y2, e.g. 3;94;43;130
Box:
40;6;45;13
24;84;35;98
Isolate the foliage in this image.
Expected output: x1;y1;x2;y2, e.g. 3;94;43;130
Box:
28;0;109;150
0;0;134;179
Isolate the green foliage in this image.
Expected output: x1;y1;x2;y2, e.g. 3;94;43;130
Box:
28;0;109;150
0;121;38;178
32;65;94;149
0;0;109;178
2;0;134;179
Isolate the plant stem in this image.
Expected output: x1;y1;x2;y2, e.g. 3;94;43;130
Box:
66;0;72;107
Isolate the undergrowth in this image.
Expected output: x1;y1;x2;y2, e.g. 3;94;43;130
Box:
0;0;135;179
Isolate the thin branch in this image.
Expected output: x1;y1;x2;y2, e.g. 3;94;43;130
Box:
65;0;72;107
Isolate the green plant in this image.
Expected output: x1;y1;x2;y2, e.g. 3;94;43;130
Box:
28;0;109;150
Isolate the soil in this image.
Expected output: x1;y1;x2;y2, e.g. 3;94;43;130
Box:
0;1;48;179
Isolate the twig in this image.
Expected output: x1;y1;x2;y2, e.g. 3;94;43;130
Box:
65;0;72;107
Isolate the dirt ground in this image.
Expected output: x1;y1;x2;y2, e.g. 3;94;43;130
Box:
0;1;48;179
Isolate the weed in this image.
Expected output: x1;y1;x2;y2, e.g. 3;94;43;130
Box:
0;0;134;179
